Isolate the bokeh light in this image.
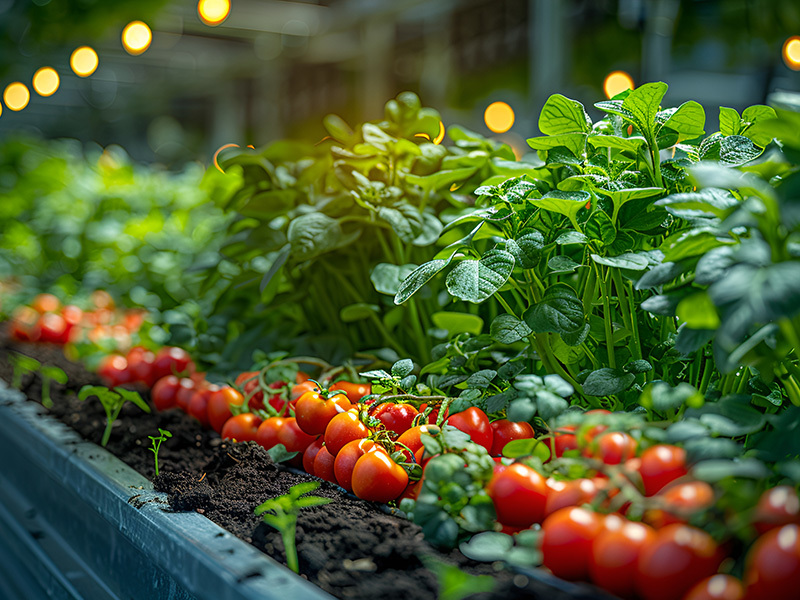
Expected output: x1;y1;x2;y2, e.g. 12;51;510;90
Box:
604;71;634;98
784;36;800;71
122;21;153;56
32;67;60;97
71;46;99;77
4;82;30;111
484;102;515;134
198;0;231;26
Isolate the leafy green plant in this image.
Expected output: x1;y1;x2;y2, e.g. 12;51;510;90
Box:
9;353;67;408
148;428;172;477
253;481;331;573
10;352;40;389
78;385;151;447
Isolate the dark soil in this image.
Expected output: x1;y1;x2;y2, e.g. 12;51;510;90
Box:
0;335;607;600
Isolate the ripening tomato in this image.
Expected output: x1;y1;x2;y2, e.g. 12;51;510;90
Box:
549;425;578;459
743;524;800;600
490;419;535;456
255;417;287;449
9;305;41;341
589;517;656;598
276;417;317;455
222;413;262;442
487;463;548;527
303;437;325;475
396;424;440;460
541;507;604;581
330;380;372;403
372;402;418;435
351;449;408;503
753;486;800;534
313;446;337;483
643;480;715;529
545;478;601;517
152;375;181;411
683;574;744;600
635;524;724;600
98;354;131;387
291;380;321;401
152;347;195;380
324;410;370;457
127;348;157;387
207;387;245;433
295;391;353;436
90;290;114;310
175;378;198;413
31;293;61;314
188;384;219;428
585;431;638;465
39;312;69;344
639;445;688;496
446;407;493;452
333;438;378;492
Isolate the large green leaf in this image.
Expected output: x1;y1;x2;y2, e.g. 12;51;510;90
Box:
587;135;647;153
431;312;484;335
584;210;617;245
582;368;635;397
490;313;532;344
655;188;738;219
523;283;585;336
718;135;764;166
676;292;721;329
531;190;590;230
659;100;705;141
527;133;587;157
445;249;515;303
591;252;649;271
377;203;424;243
539;93;591;135
622;82;669;141
371;263;418;295
405;167;479;192
287;213;342;261
506;230;545;269
718;107;742;136
395;259;451;304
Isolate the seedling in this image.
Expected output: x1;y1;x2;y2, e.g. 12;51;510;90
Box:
9;353;67;408
78;385;151;447
148;428;172;477
10;352;40;389
254;481;331;573
39;366;68;409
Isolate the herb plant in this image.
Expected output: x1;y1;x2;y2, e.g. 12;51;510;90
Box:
148;428;172;477
78;385;151;447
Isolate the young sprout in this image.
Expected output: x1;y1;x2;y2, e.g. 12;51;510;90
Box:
254;481;331;574
148;428;172;477
39;365;67;409
10;352;40;389
78;385;151;447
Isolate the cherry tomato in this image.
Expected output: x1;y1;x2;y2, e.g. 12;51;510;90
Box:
643;480;715;529
188;384;218;428
152;375;181;411
303;437;325;475
222;413;262;442
207;386;245;433
333;439;378;493
586;431;637;465
683;574;744;600
446;407;493;452
313;446;337;483
324;410;369;457
291;380;321;401
351;449;408;503
400;479;423;502
175;378;197;413
635;524;724;600
91;290;114;310
545;478;601;517
276;417;317;455
295;391;352;436
639;444;688;496
39;312;68;344
489;419;535;456
152;347;195;380
541;507;604;581
127;348;157;387
753;486;800;534
487;463;548;527
549;424;578;459
255;416;287;449
589;517;656;598
743;524;800;600
330;380;371;403
98;354;131;387
372;402;419;435
31;293;61;314
396;424;441;460
9;306;41;341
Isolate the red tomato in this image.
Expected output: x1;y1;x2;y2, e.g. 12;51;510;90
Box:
98;354;131;387
91;290;114;310
302;437;325;475
313;446;337;483
684;574;744;600
276;417;317;454
333;439;378;493
372;402;419;435
222;413;262;442
489;419;535;456
550;424;578;459
255;417;287;449
635;524;724;600
236;372;281;411
291;380;321;401
324;410;369;457
188;384;218;428
127;349;157;387
175;378;197;413
39;312;68;344
753;486;800;534
9;306;41;341
586;431;637;465
589;517;656;598
545;478;600;517
207;387;245;433
351;449;408;503
487;463;548;527
639;445;688;496
295;391;352;436
396;424;440;460
743;524;800;600
152;375;181;411
152;347;195;380
446;407;493;452
330;380;372;403
643;480;715;529
31;293;61;314
541;507;604;581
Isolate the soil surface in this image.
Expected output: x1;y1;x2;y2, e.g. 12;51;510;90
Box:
0;334;608;600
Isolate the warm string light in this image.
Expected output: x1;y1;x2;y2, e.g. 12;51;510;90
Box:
784;36;800;71
122;21;153;56
484;102;515;134
604;71;634;99
32;67;60;96
4;82;30;111
198;0;231;26
71;46;99;77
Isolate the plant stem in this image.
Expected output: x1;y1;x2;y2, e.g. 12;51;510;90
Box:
282;522;299;573
698;356;713;395
495;293;519;320
581;266;597;316
41;377;53;409
596;265;616;369
101;406;122;447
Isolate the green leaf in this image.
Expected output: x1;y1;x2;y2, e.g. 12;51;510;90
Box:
527;133;587;157
523;283;585;336
539;94;591;135
718;107;741;136
266;444;299;463
287;213;342;261
405;167;479;192
594;100;637;123
555;231;589;245
598;187;663;215
323;113;355;142
506;230;544;269
377;204;424;243
719;135;764;166
624;360;653;374
587;135;647;153
591;252;649;271
502;438;551;462
115;388;151;413
692;459;769;482
675;325;715;355
639;381;704;412
465;370;497;390
536;391;570;421
547;255;582;273
422;556;495;600
676;292;720;329
339;303;380;323
40;366;68;384
395;259;452;304
371;263;418;295
622;82;669;140
392;359;414;378
582;368;636;397
490;313;532;344
458;532;513;562
584;210;617;245
660;100;705;141
445;249;515;304
635;261;686;290
531;190;591;229
431;312;484;336
655;187;738;219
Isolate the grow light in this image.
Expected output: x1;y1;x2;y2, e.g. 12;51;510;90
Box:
198;0;231;26
784;36;800;71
